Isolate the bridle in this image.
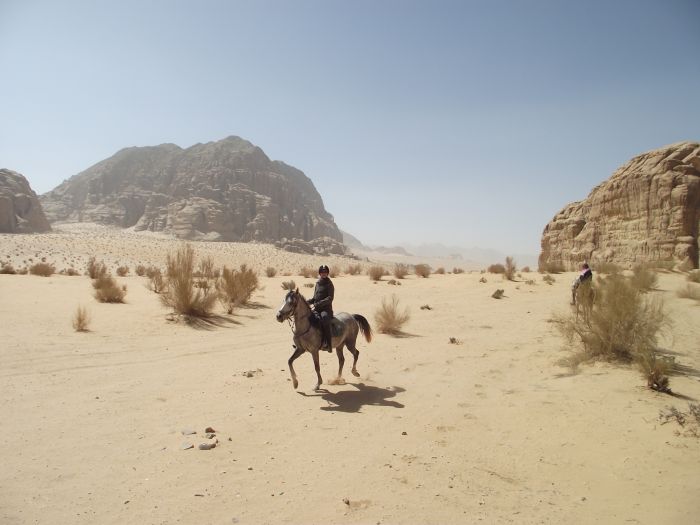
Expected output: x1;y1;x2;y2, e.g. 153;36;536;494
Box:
279;291;313;338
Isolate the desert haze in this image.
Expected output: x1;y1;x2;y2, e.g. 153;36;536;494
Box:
1;224;699;525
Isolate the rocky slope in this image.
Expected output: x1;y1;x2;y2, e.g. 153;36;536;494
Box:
40;136;343;249
539;142;700;270
0;169;51;233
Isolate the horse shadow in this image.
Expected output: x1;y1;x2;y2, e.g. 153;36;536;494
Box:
298;383;406;413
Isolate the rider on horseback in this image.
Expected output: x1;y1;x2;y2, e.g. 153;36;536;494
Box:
571;262;593;305
308;265;334;352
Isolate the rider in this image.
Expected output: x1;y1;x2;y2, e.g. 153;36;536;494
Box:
571;262;593;305
308;264;334;352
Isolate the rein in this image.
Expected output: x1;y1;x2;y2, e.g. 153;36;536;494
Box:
285;299;314;339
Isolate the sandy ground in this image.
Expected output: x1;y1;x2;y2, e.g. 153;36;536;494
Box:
1;228;699;525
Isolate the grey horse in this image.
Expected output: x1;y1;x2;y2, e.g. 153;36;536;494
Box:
275;289;372;390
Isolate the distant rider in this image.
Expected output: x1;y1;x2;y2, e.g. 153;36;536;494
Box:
571;262;593;305
308;265;334;352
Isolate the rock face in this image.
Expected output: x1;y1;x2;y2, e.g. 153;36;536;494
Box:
0;169;51;233
40;136;343;248
540;142;700;270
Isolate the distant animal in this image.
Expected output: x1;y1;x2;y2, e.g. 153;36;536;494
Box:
574;281;595;323
275;289;372;390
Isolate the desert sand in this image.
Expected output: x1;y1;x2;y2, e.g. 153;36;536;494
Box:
1;226;699;525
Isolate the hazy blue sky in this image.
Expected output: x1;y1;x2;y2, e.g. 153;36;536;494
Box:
1;0;699;255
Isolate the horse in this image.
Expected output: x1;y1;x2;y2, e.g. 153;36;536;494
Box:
275;289;372;391
574;280;595;324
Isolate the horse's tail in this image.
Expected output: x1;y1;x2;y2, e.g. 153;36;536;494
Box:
353;314;373;343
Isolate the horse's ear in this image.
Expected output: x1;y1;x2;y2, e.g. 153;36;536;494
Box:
294;288;299;293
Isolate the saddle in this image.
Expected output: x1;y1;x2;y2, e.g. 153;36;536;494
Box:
309;313;344;337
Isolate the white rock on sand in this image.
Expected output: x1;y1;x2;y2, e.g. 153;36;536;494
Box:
0;227;699;524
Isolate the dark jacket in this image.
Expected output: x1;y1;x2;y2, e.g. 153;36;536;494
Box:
309;277;334;314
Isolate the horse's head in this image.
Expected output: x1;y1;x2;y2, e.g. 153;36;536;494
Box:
276;289;300;322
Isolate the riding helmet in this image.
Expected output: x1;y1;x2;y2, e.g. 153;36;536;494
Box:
318;265;330;274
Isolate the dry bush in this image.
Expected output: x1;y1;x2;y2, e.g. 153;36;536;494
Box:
216;264;259;313
116;265;129;277
72;305;90;332
29;262;55;276
281;280;296;290
595;261;621;274
393;264;409;279
479;276;487;283
135;264;146;276
387;279;401;286
521;266;531;273
266;266;277;278
491;289;505;299
63;268;80;276
197;256;216;279
630;264;658;292
0;263;16;274
17;267;28;275
374;294;410;335
161;245;216;317
93;275;126;303
676;284;700;301
637;351;672;392
453;267;465;274
525;279;536;285
687;270;700;284
346;263;362;275
542;274;555;285
488;263;505;274
303;282;314;288
299;266;316;278
87;257;108;279
329;267;339;278
504;256;517;281
538;261;565;274
435;267;445;275
147;269;166;293
449;337;462;345
368;265;385;281
414;264;431;278
557;274;670;378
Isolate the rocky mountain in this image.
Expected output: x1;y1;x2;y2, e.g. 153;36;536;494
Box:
0;169;51;233
539;142;700;270
40;136;343;248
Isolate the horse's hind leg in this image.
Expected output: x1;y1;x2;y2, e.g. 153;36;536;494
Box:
333;344;346;385
347;340;361;378
312;350;323;391
288;346;305;390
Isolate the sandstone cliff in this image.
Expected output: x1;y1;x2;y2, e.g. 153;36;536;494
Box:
539;142;700;270
40;136;343;247
0;169;51;233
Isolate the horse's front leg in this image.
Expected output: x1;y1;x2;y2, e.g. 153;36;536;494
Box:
312;350;323;391
332;345;346;385
288;344;305;390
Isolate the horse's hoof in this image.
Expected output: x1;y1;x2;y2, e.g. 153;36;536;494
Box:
352;370;360;377
292;379;298;389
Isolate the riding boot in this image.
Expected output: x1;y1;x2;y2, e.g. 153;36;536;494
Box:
322;323;332;352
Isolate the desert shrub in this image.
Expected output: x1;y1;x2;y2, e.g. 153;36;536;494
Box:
488;263;505;274
93;275;126;303
676;284;700;301
29;262;55;276
281;280;296;290
345;263;362;275
557;273;670;367
687;270;700;284
161;245;216;317
630;264;658;292
87;257;108;279
299;266;315;278
387;279;399;285
72;305;90;332
504;256;517;281
0;263;16;274
17;267;28;275
453;267;465;274
147;269;166;293
479;276;487;283
303;282;314;288
538;261;565;274
414;264;431;278
116;265;129;277
393;264;409;279
435;267;445;275
329;267;339;278
542;274;555;285
525;279;536;285
374;294;410;335
491;289;504;299
595;261;621;274
63;268;80;276
368;265;385;281
135;264;147;276
266;266;277;278
197;256;216;279
637;351;672;392
521;266;531;273
448;337;462;345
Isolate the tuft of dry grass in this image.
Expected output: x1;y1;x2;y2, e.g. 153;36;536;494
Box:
453;267;465;274
393;264;409;279
374;294;410;335
504;256;517;281
345;263;362;275
479;276;487;283
92;275;126;303
491;289;505;299
637;351;672;392
542;274;555;285
116;265;129;277
0;263;16;274
329;267;339;278
414;264;431;278
281;280;296;291
72;305;90;332
217;264;260;313
299;266;315;278
197;256;217;279
161;245;216;317
29;262;55;276
266;266;277;278
87;257;108;279
147;269;166;293
135;264;146;276
435;267;445;275
630;264;658;292
488;263;505;274
368;265;385;281
63;268;80;276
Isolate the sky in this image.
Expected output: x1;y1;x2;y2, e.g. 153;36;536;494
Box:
1;0;699;255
